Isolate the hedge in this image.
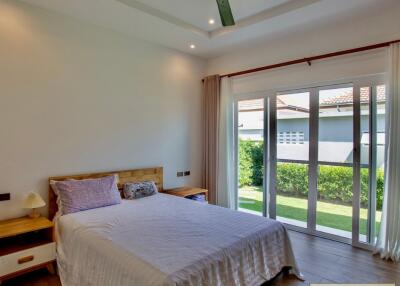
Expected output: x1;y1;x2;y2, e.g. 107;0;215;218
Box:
239;140;263;186
239;139;384;210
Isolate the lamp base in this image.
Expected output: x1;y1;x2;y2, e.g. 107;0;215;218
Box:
28;208;41;219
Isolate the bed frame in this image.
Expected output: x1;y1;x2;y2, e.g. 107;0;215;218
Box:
48;167;164;220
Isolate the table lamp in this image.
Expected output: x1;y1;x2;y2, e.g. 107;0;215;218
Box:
23;192;46;218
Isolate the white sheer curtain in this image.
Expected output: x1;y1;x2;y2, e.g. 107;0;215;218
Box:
217;77;235;209
375;43;400;262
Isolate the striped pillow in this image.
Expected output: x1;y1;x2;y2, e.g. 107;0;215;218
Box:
52;175;121;215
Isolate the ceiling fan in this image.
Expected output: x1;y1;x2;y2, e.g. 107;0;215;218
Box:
216;0;235;26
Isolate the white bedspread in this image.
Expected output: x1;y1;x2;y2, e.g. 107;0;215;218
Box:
56;193;301;286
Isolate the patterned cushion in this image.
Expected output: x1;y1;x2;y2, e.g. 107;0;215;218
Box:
52;175;121;215
123;181;158;200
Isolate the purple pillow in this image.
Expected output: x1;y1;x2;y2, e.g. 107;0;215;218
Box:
53;175;121;215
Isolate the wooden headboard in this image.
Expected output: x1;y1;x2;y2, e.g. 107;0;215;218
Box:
48;167;163;220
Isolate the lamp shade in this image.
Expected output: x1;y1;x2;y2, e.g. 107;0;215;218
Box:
23;192;46;209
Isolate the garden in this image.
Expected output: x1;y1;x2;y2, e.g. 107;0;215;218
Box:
239;140;383;234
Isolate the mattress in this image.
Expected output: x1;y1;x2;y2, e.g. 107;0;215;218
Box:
56;193;301;286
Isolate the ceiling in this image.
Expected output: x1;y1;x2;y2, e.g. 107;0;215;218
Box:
129;0;291;32
18;0;395;58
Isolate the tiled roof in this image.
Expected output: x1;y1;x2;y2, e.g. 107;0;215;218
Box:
238;86;386;112
238;99;263;111
238;98;287;111
321;86;386;106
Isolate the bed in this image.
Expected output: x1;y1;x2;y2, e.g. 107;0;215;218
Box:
49;167;301;286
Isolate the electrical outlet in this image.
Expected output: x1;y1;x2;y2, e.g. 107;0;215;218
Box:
184;171;190;176
177;171;184;177
0;193;11;201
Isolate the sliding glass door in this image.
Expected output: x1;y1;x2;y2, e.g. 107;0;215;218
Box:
275;91;310;229
237;98;265;216
316;85;354;239
235;77;386;247
358;85;386;245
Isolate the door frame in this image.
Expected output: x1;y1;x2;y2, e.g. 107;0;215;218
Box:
234;74;385;250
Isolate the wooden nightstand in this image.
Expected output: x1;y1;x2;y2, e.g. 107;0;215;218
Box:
165;187;208;201
0;217;56;285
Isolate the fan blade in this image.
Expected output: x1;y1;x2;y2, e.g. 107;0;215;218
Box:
216;0;235;26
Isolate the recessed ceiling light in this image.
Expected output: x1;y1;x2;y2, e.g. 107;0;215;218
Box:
190;44;196;49
209;19;215;25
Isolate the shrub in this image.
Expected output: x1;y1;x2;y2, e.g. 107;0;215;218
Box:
239;140;263;186
276;163;308;196
317;165;353;203
239;139;384;210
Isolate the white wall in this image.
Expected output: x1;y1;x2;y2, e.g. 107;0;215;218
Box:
0;0;205;220
207;1;400;94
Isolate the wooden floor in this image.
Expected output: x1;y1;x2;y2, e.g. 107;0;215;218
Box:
3;231;399;286
266;231;400;285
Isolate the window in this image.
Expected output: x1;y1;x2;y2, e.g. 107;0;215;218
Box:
361;132;385;146
278;131;305;144
235;76;386;249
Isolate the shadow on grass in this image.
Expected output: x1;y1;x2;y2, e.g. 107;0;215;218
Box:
239;197;380;235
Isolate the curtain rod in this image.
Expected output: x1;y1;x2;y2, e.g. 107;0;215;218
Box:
203;40;400;81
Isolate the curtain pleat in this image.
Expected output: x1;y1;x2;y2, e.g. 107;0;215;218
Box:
217;77;235;209
202;75;220;204
374;43;400;262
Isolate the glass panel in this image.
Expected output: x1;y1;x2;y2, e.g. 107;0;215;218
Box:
318;87;354;164
317;86;353;238
360;87;370;243
238;99;264;216
276;91;309;228
277;162;308;228
375;85;385;242
317;165;353;237
359;86;385;243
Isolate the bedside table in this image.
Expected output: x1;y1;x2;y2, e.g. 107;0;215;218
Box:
165;187;208;201
0;217;56;285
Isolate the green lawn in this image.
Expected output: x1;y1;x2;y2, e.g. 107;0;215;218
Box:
239;186;381;235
